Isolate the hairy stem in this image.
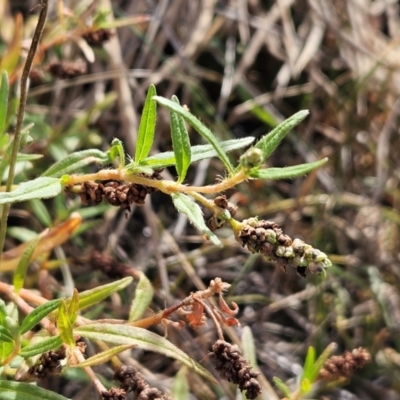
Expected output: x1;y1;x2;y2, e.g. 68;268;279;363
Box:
66;167;249;195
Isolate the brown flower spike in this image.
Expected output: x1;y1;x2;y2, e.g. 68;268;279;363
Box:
235;218;332;277
114;365;173;400
210;340;261;400
318;347;371;381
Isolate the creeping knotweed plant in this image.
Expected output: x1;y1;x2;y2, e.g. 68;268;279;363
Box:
0;1;337;399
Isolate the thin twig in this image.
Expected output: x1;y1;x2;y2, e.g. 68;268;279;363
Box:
0;0;49;264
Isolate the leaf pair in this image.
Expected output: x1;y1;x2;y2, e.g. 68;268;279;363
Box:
132;86;191;183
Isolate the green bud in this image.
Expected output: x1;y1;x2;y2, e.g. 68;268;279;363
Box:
240;147;264;168
265;229;277;244
298;256;309;267
276;246;286;257
244;217;258;227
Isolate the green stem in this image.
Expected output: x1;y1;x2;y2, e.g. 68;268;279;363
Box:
0;0;49;266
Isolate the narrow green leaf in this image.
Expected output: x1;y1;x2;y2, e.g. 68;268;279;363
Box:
0;380;71;400
135;84;157;162
20;335;63;358
309;342;337;383
241;326;258;368
109;138;125;167
129;272;154;322
68;289;80;325
139;137;254;169
255;110;309;161
41;149;110;178
0;70;9;138
0;299;7;324
20;299;61;335
71;344;135;368
172;367;190;400
0;325;13;343
76;277;133;311
153;96;234;174
272;377;292;399
171;193;222;247
29;199;52;227
15;153;43;162
13;234;40;294
170;96;191;183
0;177;62;205
302;346;316;382
249;158;328;180
57;300;75;347
74;323;217;383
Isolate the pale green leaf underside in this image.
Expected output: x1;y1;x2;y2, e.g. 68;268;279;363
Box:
249;158;328;180
75;277;133;311
0;177;62;205
0;381;71;400
141;137;254;169
20;299;61;335
20;335;63;358
42;149;109;178
74;323;217;383
171;193;222;247
170;96;191;183
71;344;135;368
255;110;309;161
129;272;154;322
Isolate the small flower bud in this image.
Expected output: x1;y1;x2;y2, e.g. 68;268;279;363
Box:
265;229;277;244
240;147;264;168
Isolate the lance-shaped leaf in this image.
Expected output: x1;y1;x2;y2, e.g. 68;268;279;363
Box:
76;277;132;311
272;377;292;399
42;149;110;178
139;137;254;169
171;193;222;247
306;343;336;384
0;70;9;138
0;325;13;343
0;177;62;205
57;300;75;348
300;346;316;394
13;234;41;294
249;158;328;180
68;289;80;325
153;96;234;174
172;367;190;400
20;299;61;335
170;96;191;182
20;335;63;358
129;272;154;322
71;344;135;368
74;323;217;383
255;110;309;162
135;84;157;162
0;380;71;400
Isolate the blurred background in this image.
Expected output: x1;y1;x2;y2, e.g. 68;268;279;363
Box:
2;0;400;399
